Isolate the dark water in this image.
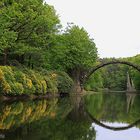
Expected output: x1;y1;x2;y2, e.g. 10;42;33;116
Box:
0;92;140;140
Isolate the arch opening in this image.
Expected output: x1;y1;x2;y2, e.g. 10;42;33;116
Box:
82;60;140;86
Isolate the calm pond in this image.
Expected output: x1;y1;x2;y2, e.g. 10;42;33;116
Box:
0;92;140;140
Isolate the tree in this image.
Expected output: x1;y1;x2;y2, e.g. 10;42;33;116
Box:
126;55;140;90
46;25;98;92
0;0;60;66
84;71;104;91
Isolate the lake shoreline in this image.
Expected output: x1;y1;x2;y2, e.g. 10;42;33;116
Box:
0;93;61;102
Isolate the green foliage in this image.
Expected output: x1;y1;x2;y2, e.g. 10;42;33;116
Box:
84;71;103;91
125;55;140;90
10;82;24;95
99;56;140;91
0;0;60;66
0;0;99;93
0;66;74;95
0;66;47;95
24;70;47;95
46;25;97;71
44;76;58;94
45;25;98;92
42;70;74;94
3;0;140;93
56;71;74;93
103;64;127;90
13;70;35;94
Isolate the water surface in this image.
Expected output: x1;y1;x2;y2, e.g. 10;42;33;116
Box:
0;92;140;140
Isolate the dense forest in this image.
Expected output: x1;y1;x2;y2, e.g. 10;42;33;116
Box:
0;0;140;96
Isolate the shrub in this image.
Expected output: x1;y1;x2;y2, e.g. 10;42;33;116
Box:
0;66;15;82
1;80;11;94
0;66;73;96
56;71;74;93
40;70;58;94
10;82;24;95
27;70;47;95
0;67;12;94
44;76;58;94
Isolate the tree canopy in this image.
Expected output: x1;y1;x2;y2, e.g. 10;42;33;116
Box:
1;0;140;92
0;0;60;66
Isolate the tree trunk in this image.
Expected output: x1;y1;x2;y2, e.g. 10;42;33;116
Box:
69;69;83;93
20;54;25;64
3;49;8;65
73;79;82;93
28;55;32;68
31;63;34;69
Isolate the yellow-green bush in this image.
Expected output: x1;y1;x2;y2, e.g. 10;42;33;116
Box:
0;66;73;95
24;70;47;95
0;66;48;95
42;70;58;94
0;66;15;82
10;82;24;95
0;68;11;94
1;80;11;94
13;68;36;94
44;76;58;94
0;66;25;95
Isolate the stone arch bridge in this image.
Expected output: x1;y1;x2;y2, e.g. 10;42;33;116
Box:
81;60;140;85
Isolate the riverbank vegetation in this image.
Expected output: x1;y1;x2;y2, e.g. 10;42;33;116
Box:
0;0;140;95
0;66;73;96
0;0;98;95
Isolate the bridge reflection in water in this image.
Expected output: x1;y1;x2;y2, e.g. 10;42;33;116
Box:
0;92;139;140
84;92;140;132
86;109;140;131
69;93;140;131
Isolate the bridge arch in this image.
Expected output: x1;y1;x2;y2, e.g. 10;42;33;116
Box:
82;60;140;84
86;110;140;131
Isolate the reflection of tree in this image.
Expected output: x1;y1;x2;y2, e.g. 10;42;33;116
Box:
0;97;96;140
70;95;96;140
0;99;58;130
69;95;89;121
